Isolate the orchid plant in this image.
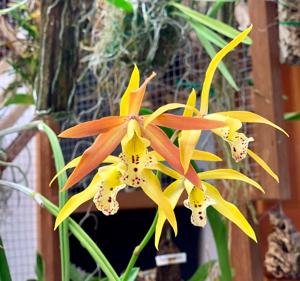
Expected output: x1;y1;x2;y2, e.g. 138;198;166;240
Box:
47;25;288;279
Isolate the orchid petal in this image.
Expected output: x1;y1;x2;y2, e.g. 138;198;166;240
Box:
128;72;156;116
192;150;222;162
143;102;200;128
205;113;242;133
247;149;279;182
63;125;127;190
151;114;225;130
140;169;178;236
49;155;119;187
55;173;100;229
217;111;289;136
148;151;164;162
198;169;264;192
50;156;82;187
153;162;182;180
202;181;257;242
120;64;140;116
184;186;215;228
200;25;252;115
58;116;126;138
93;165;126;216
142;124;201;187
150;150;221;163
155;180;185;248
179;89;202;173
183;89;197;116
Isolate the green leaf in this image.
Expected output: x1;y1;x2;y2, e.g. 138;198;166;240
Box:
284;111;300;121
4;94;34;106
35;253;45;281
38;124;70;281
106;0;133;13
207;207;232;281
120;268;139;281
0;0;27;15
192;24;239;91
207;0;226;18
189;20;228;48
188;260;216;281
170;2;252;45
0;236;12;281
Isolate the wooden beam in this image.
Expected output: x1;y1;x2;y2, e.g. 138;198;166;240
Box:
248;0;290;200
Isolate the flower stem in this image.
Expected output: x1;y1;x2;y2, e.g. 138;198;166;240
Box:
121;212;158;281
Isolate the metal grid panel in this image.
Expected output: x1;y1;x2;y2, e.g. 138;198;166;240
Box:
0;107;37;281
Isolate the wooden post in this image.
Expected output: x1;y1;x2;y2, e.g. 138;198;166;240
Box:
248;0;290;200
36;117;61;281
230;2;291;280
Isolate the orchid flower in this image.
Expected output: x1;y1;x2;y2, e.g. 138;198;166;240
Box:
58;65;226;192
53;120;224;231
143;25;288;183
154;165;264;248
54;119;179;232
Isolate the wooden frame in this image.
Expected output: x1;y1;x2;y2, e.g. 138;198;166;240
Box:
249;0;290;200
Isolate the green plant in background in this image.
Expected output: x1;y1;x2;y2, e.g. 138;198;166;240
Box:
0;3;39;107
0;235;12;281
82;0;249;115
285;111;300;121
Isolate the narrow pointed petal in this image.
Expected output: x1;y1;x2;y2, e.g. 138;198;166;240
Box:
143;102;200;128
155;180;185;249
179;130;201;173
50;156;82;187
198;169;264;192
153;162;182;180
120;64;140;116
247;149;279;182
179;90;201;173
217;111;289;136
63;125;127;190
55;174;100;229
58;116;126;138
192;150;222;162
140;170;178;236
149;149;221;163
200;25;252;115
50;155;119;187
142;124;201;187
203;181;257;242
151;114;225;130
183;89;197;116
128;72;156;116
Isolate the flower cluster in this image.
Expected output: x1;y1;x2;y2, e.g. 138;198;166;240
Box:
52;26;287;248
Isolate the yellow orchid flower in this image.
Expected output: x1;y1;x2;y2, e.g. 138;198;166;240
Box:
144;25;288;183
154;166;262;248
54;119;184;234
58;65;226;191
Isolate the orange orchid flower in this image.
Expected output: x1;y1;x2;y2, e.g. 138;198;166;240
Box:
58;65;226;191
